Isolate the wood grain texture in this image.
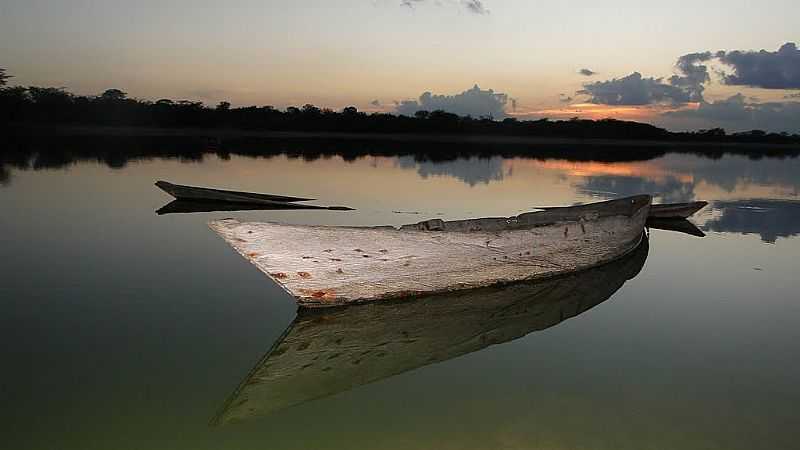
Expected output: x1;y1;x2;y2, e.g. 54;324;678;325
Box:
211;236;649;424
209;195;651;307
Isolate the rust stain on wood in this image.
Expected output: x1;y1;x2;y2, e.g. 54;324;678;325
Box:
300;288;337;300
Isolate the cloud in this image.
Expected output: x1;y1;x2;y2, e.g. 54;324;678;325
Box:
400;0;425;8
462;0;489;14
577;43;800;107
396;84;509;118
579;68;596;76
510;98;517;111
577;72;693;106
400;0;489;14
669;51;713;102
662;93;800;133
718;42;800;89
559;93;573;103
785;93;800;99
370;99;381;107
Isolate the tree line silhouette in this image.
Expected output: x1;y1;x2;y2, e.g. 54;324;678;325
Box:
1;71;799;145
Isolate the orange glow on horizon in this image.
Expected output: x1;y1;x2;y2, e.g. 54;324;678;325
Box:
509;102;700;123
506;159;695;184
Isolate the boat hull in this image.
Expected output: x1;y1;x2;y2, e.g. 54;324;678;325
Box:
209;195;651;307
211;235;650;424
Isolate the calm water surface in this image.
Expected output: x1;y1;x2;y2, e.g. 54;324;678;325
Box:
1;147;799;450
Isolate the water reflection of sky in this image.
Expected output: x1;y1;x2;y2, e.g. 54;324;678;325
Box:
4;150;800;242
2;149;800;450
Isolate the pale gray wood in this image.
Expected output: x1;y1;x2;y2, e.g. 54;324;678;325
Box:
209;195;651;307
210;237;649;424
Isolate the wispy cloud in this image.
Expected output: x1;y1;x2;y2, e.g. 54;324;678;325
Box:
400;0;490;14
578;68;596;76
462;0;489;15
400;0;425;9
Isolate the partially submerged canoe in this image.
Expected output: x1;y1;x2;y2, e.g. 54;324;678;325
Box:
211;235;649;424
538;200;707;219
209;195;651;307
648;201;708;219
155;180;314;204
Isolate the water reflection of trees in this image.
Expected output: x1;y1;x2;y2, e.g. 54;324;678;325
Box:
3;133;799;189
704;200;800;243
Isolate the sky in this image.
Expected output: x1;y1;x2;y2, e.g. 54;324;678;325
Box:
1;0;799;132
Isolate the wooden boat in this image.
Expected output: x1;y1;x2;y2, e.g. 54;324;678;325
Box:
210;195;651;308
210;235;649;424
156;199;353;215
648;201;708;219
538;200;707;219
155;180;314;205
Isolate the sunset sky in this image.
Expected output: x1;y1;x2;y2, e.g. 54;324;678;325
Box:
2;0;799;131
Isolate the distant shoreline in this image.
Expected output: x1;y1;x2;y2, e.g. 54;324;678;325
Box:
6;123;800;152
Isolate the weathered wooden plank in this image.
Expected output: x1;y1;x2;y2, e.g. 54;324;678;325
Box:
210;236;649;424
209;195;651;307
155;180;314;204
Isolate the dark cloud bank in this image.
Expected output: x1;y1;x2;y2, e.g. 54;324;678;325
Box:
578;43;800;132
719;42;800;89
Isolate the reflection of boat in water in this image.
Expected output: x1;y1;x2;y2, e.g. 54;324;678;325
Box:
211;236;649;425
646;218;706;237
210;195;651;307
156;200;353;215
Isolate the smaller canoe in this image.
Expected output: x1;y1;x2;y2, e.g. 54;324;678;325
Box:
537;200;707;219
155;181;314;204
648;201;708;219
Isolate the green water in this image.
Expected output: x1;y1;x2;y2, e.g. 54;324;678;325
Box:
1;149;799;450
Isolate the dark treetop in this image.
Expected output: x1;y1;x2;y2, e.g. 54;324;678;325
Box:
1;80;799;146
